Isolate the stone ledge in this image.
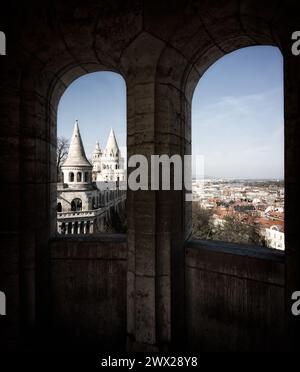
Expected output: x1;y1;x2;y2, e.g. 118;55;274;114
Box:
185;238;285;286
49;234;127;260
186;238;285;261
50;233;127;243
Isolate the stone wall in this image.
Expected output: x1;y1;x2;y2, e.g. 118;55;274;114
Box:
47;237;286;352
49;235;127;351
185;240;286;352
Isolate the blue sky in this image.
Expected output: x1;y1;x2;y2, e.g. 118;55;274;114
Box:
58;45;284;179
57;71;127;161
192;45;284;179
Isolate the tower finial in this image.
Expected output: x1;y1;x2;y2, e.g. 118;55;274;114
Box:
94;140;101;153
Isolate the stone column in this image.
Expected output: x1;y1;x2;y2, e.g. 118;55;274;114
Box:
123;30;194;350
123;33;165;351
123;25;200;350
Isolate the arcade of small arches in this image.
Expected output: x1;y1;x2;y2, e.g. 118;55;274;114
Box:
57;188;125;212
66;172;90;183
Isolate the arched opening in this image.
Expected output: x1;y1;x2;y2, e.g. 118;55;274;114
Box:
56;71;127;235
71;198;82;212
57;203;62;213
191;46;284;250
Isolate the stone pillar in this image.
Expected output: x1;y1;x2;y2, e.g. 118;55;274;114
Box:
123;27;199;350
123;33;164;351
123;30;193;351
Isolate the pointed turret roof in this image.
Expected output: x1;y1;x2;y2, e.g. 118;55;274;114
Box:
105;128;119;157
94;140;102;154
62;120;92;167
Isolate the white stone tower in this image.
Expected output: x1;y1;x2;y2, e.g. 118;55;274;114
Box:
58;120;99;218
92;128;125;182
92;140;102;181
61;120;93;189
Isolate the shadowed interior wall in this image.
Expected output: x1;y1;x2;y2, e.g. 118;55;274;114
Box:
185;240;285;351
49;235;127;351
48;237;285;352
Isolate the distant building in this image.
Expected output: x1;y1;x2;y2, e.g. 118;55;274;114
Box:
57;121;126;234
265;225;285;250
92;128;125;182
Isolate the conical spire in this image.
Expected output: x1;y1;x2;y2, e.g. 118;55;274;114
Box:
105;128;119;157
62;120;92;167
94;140;102;154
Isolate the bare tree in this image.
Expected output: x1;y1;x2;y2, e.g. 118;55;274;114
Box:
192;203;265;246
57;136;69;181
192;203;214;240
212;215;264;246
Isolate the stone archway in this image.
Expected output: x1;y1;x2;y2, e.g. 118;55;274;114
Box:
71;198;82;212
0;0;299;352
